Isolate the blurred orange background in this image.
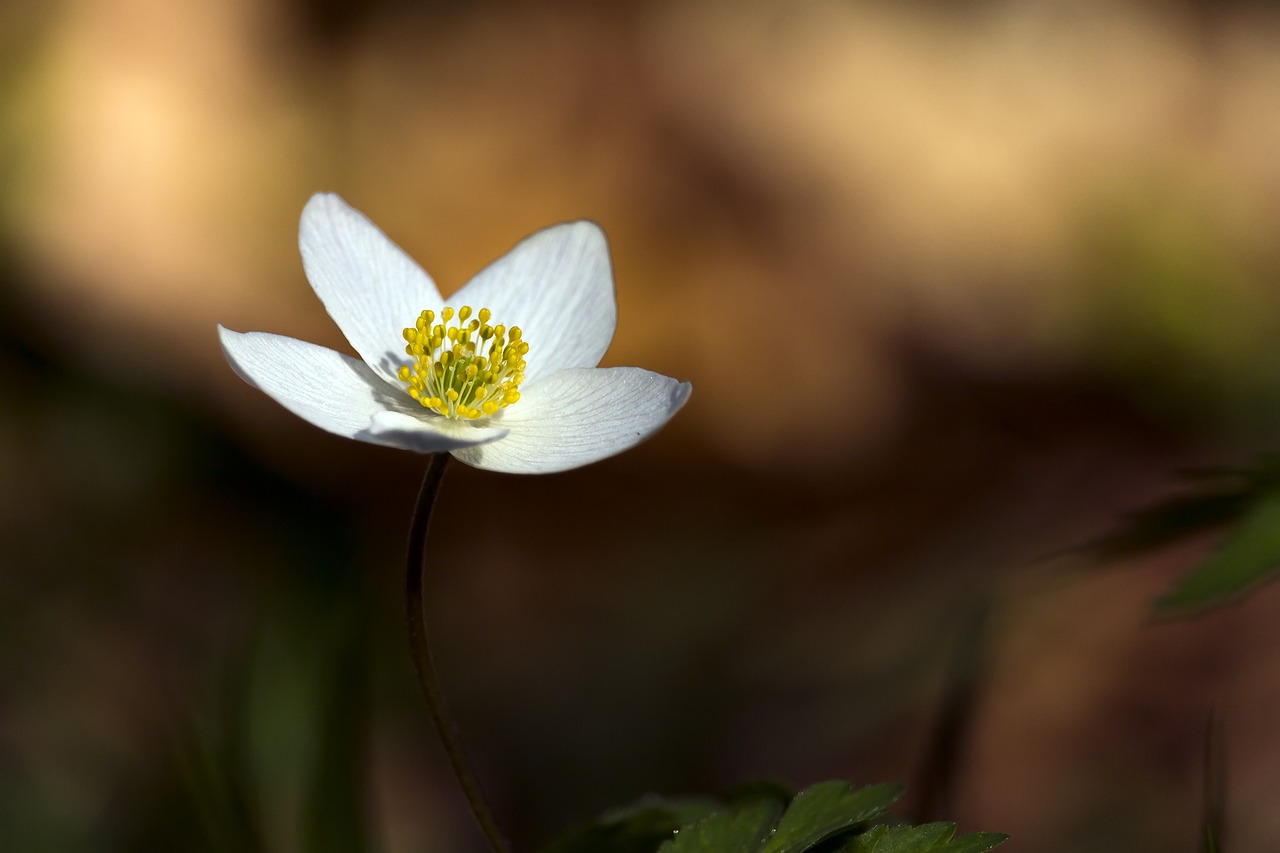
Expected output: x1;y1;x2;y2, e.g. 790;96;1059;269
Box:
5;1;1280;851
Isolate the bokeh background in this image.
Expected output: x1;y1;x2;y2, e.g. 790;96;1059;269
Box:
5;0;1280;850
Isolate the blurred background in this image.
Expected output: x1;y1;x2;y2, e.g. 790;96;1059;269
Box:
5;0;1280;850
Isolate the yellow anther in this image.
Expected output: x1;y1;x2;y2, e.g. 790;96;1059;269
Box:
398;305;529;421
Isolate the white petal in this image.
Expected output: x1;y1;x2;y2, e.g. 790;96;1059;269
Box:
452;368;691;474
447;221;616;386
299;193;442;385
367;410;508;454
219;327;498;453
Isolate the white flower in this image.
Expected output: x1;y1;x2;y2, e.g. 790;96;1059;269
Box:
219;193;691;474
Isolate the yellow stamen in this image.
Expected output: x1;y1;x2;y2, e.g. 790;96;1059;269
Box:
399;305;529;420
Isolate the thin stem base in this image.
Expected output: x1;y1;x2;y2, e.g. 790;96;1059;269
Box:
405;453;511;853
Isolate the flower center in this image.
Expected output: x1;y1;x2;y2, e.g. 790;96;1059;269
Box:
397;306;528;420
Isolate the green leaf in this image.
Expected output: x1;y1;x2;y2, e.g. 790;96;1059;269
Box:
942;834;1009;853
1083;455;1280;615
1084;472;1252;562
544;781;1007;853
762;782;905;853
842;823;1006;853
539;797;718;853
658;800;783;853
1157;490;1280;614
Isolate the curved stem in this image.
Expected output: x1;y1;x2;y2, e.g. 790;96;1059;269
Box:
405;453;512;853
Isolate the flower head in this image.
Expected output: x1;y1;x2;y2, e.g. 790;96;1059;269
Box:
219;193;690;473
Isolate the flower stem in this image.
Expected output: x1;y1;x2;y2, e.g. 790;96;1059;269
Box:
405;453;512;853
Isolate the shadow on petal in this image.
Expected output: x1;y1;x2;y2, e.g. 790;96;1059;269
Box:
355;409;508;454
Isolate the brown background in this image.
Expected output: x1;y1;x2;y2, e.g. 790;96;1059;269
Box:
4;1;1280;850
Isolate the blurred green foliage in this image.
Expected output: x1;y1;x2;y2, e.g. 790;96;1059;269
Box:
1079;193;1280;436
0;272;382;851
1089;457;1280;615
